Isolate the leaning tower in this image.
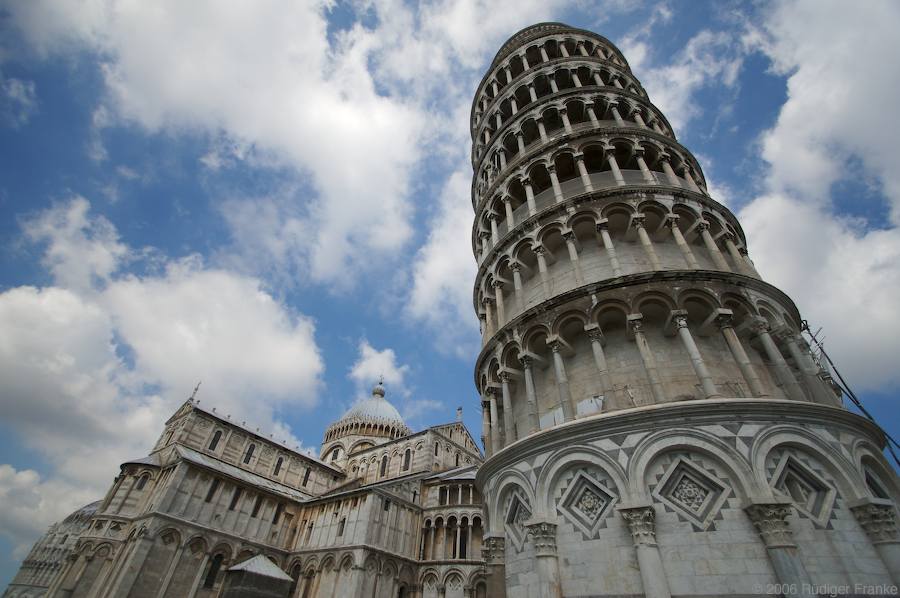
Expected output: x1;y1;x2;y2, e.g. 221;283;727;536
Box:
471;23;899;598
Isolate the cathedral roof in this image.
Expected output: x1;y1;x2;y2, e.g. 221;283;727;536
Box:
62;500;101;524
228;555;292;580
334;382;408;430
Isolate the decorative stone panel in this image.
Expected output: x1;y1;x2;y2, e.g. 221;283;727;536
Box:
650;455;731;531
555;470;617;538
767;449;838;528
504;492;532;552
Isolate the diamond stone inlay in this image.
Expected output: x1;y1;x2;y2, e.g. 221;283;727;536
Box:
671;475;710;513
505;493;532;551
557;471;617;538
652;456;729;530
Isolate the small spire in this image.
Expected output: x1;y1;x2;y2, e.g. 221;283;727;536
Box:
189;381;202;401
456;406;463;421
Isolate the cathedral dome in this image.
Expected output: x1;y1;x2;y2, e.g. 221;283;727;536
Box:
324;382;411;447
339;382;405;426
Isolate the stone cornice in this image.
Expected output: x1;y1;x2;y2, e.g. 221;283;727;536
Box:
474;271;795;370
471;185;746;279
471;124;703;213
474;399;885;489
471;57;653;149
474;23;630;121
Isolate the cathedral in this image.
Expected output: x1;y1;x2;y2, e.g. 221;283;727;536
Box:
5;22;900;598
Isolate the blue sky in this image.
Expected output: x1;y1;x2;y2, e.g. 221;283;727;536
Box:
2;0;900;587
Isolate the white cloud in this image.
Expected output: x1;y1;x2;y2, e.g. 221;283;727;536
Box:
736;0;900;391
0;197;324;555
753;0;900;220
6;0;423;285
740;194;900;391
23;196;128;292
0;72;37;127
407;167;480;357
0;466;98;560
349;339;410;399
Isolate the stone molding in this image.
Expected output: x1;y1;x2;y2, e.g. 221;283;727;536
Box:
481;535;506;565
475;397;884;484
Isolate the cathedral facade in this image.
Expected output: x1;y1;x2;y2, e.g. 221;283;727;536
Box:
6;21;900;598
5;384;487;598
470;22;900;598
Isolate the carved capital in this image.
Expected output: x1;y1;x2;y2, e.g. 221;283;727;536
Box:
631;214;646;228
715;312;735;329
627;314;644;335
586;327;604;343
851;502;899;545
482;535;506;564
673;314;689;329
558;107;567;116
747;316;770;336
562;230;576;242
695;220;710;232
548;340;562;354
521;176;532;187
744;502;796;548
510;262;521;273
499;371;512;383
738;246;750;257
573;152;585;161
532;245;546;256
619;505;657;546
525;521;558;556
519;355;533;369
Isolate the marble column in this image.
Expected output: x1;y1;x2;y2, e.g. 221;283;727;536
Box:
670;311;720;399
511;263;525;312
482;535;507;598
503;198;515;232
609;101;625;125
563;231;583;284
585;102;599;126
516;131;526;153
585;325;616;406
481;399;493;458
667;215;699;269
713;310;767;397
633;215;662;270
697;222;731;272
488;391;502;451
606;149;626;186
548;165;563;202
520;355;541;433
628;315;667;404
528;83;538;103
534;246;552;296
575;153;594;191
523;177;537;215
849;498;900;584
597;220;623;277
749;318;807;402
635;149;656;183
724;235;754;276
492;281;506;328
482;298;495;338
488;213;500;245
618;504;672;598
549;341;576;421
739;247;762;277
525;521;562;598
536;117;548;142
499;372;517;444
745;501;815;597
779;331;835;405
659;155;681;186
